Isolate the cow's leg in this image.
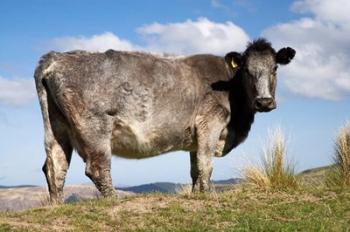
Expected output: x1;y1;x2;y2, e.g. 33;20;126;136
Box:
74;122;115;197
191;148;213;192
41;98;72;204
84;146;116;197
53;89;116;198
43;131;72;204
190;152;200;192
193;105;229;192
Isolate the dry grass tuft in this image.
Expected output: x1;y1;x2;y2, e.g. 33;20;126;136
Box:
326;122;350;188
244;128;298;191
175;184;192;196
244;166;270;189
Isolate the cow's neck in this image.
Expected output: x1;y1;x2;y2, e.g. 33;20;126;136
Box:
227;69;255;148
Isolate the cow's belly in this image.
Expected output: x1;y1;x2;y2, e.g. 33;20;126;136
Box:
110;119;192;159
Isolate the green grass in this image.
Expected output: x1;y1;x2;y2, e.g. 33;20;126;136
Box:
0;186;349;231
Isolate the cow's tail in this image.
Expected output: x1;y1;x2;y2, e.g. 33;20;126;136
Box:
34;52;54;115
34;52;62;137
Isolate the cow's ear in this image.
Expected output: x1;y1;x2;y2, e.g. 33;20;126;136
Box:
225;52;242;71
276;47;296;65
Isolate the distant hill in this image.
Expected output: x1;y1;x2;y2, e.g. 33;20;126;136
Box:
298;165;334;185
0;185;37;189
299;165;334;175
118;178;242;194
119;182;180;194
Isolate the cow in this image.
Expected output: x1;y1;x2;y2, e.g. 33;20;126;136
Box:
34;38;295;204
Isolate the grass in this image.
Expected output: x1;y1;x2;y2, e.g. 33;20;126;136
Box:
326;122;350;188
244;129;298;191
0;186;349;231
175;184;192;196
0;165;347;231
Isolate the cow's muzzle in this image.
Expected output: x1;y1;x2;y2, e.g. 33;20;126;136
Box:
254;97;276;112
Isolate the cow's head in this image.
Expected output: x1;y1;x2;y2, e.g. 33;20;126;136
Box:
225;38;295;112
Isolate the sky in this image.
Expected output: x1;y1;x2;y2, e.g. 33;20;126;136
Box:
0;0;350;187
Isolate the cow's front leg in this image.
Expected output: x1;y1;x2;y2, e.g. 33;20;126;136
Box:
193;107;229;192
190;151;213;192
190;152;200;192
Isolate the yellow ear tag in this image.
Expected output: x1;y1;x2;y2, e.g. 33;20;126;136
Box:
231;59;238;69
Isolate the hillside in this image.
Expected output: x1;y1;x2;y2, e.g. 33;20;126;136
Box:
0;166;349;231
298;165;335;186
118;178;241;194
0;186;348;231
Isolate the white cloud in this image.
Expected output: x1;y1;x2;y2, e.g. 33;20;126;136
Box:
50;18;249;55
137;17;249;55
264;0;350;100
0;76;36;106
292;0;350;25
51;32;136;52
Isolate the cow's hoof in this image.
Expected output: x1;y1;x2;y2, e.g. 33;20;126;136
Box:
192;183;213;193
49;197;64;205
101;189;118;198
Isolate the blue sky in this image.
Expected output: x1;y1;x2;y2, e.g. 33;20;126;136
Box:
0;0;350;186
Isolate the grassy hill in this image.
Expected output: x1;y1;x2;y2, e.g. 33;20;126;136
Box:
298;165;335;186
0;166;349;231
0;186;348;231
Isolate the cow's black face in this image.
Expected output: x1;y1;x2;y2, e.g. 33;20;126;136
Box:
226;39;295;112
243;51;278;112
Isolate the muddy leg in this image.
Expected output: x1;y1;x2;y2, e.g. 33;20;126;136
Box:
84;148;115;197
43;128;72;204
41;92;72;204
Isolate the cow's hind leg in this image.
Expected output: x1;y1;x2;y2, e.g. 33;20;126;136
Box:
41;96;72;204
83;145;115;197
43;129;72;204
53;89;116;198
71;117;115;197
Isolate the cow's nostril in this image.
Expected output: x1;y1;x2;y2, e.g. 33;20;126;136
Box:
255;99;263;108
255;98;275;111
